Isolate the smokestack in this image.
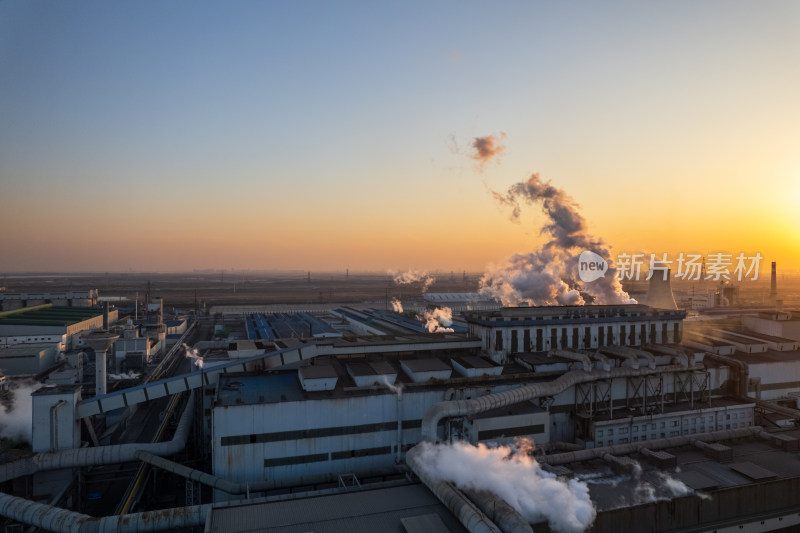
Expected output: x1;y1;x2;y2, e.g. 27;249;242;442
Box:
770;262;777;303
646;269;677;310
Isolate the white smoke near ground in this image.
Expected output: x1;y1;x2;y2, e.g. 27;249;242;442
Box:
415;439;596;533
420;307;455;333
481;173;636;306
108;371;141;380
578;459;709;510
183;343;204;369
390;298;404;313
391;269;436;292
0;380;42;443
472;133;507;167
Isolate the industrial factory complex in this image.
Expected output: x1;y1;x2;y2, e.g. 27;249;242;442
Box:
3;272;800;532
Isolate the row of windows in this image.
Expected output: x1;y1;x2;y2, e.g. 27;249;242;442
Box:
221;419;422;447
596;413;752;437
477;424;546;441
492;323;681;352
597;422;753;446
263;445;396;468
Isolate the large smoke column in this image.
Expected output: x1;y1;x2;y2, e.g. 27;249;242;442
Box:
472;133;506;166
415;439;595;533
421;307;455;333
392;269;436;292
481;173;635;306
0;381;40;443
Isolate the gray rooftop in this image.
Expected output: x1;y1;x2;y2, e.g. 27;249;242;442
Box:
204;482;468;533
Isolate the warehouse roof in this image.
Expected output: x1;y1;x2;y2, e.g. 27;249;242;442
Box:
0;306;102;327
204;482;467;533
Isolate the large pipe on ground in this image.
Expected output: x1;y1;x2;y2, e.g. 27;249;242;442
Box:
134;451;271;495
0;492;209;533
0;392;195;483
405;446;503;533
420;365;684;442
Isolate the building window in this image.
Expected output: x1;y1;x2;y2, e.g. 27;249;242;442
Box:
672;420;679;427
607;429;614;436
597;430;604;437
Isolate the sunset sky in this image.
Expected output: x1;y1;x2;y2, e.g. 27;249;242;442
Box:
1;1;798;274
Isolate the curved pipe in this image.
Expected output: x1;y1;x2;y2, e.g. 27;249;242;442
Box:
598;347;640;370
589;350;612;371
645;344;690;369
134;451;271;495
406;446;503;533
549;350;593;372
704;353;749;397
420;365;683;442
0;392;195;484
601;346;656;370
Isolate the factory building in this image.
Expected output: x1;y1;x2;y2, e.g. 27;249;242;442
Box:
0;305;105;350
0;290;97;311
9;303;800;533
464;305;685;363
0;344;59;376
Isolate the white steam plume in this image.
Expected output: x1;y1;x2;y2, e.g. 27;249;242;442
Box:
0;380;41;443
391;269;436;292
377;375;403;396
183;343;204;369
481;173;636;306
415;439;595;533
391;298;404;313
421;306;455;333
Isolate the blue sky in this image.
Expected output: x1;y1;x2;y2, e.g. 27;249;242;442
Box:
1;1;798;272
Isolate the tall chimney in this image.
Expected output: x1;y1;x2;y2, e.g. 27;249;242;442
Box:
770;262;777;303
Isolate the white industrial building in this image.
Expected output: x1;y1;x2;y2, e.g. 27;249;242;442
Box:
464;304;685;363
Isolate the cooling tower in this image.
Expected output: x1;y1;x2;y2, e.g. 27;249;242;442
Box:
646;269;677;310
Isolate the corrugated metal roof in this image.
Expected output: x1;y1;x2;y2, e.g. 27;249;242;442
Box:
729;461;778;481
206;484;467;533
400;513;452;533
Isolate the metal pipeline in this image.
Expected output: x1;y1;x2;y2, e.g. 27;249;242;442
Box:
405;446;503;533
463;489;533;533
0;491;209;533
134;451;271;495
704;353;749;397
549;350;594;372
0;392;195;484
420;365;684;442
